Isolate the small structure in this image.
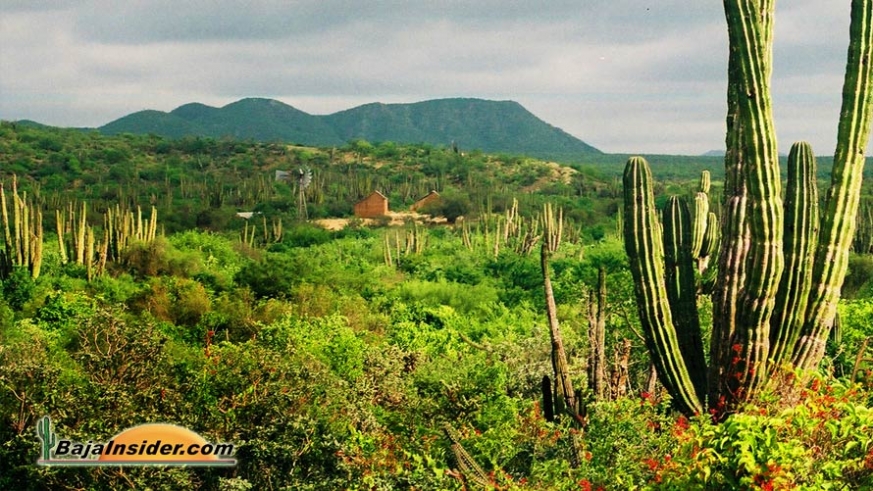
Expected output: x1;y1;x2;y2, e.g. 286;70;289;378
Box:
275;170;291;181
354;191;389;218
410;190;440;212
236;211;258;219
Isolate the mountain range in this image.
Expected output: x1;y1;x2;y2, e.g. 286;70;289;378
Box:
97;97;601;159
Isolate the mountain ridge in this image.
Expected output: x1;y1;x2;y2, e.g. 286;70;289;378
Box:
96;97;601;159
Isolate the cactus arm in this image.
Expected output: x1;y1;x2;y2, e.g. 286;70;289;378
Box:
76;201;86;265
623;157;703;415
22;196;30;269
698;212;720;276
55;209;67;265
690;192;709;259
769;142;819;368
795;0;873;370
700;170;711;194
662;196;708;399
31;207;42;279
1;184;10;270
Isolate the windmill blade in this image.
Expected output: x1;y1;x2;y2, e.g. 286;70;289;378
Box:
297;167;312;189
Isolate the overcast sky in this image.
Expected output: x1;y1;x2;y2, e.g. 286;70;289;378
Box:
0;1;862;155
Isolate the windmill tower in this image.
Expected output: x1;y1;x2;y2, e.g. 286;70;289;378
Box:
296;167;312;220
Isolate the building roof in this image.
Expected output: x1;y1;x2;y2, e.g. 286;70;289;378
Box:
355;190;388;204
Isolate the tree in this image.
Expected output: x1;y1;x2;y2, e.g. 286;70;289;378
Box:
622;0;873;417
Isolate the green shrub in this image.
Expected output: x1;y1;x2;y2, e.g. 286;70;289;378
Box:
279;224;333;248
1;267;35;311
656;378;873;490
234;253;304;299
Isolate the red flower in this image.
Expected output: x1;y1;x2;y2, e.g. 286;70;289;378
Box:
643;457;659;471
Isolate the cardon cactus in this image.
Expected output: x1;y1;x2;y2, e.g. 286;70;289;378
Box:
623;0;873;416
623;158;704;415
661;196;708;400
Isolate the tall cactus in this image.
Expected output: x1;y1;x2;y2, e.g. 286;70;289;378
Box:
623;0;873;416
623;158;703;416
793;0;873;371
769;142;819;369
661;196;708;400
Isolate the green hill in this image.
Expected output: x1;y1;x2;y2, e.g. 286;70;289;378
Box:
171;98;344;146
324;98;600;159
100;109;207;138
96;97;600;160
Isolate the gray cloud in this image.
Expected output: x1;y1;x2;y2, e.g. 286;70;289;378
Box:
0;1;867;154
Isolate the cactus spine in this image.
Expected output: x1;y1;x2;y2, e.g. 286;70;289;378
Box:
623;0;873;415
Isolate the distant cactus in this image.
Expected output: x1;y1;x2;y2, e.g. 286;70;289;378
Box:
0;176;44;279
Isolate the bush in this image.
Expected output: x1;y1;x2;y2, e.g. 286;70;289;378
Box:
420;189;471;223
274;224;333;248
120;237;203;278
234;253;304;299
1;267;35;311
656;377;873;490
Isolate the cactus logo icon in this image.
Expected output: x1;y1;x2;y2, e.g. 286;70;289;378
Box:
36;416;236;467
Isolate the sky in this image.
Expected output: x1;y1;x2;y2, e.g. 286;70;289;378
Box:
0;1;861;155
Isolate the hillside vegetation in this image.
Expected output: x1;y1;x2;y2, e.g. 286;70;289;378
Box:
0;122;872;490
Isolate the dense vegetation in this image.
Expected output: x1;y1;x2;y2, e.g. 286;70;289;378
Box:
0;122;872;490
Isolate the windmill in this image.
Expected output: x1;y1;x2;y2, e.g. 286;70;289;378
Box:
296;166;312;220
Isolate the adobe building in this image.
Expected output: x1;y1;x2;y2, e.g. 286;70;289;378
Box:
410;190;440;212
354;191;389;218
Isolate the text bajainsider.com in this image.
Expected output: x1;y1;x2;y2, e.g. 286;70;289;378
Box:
36;416;237;467
54;439;235;459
